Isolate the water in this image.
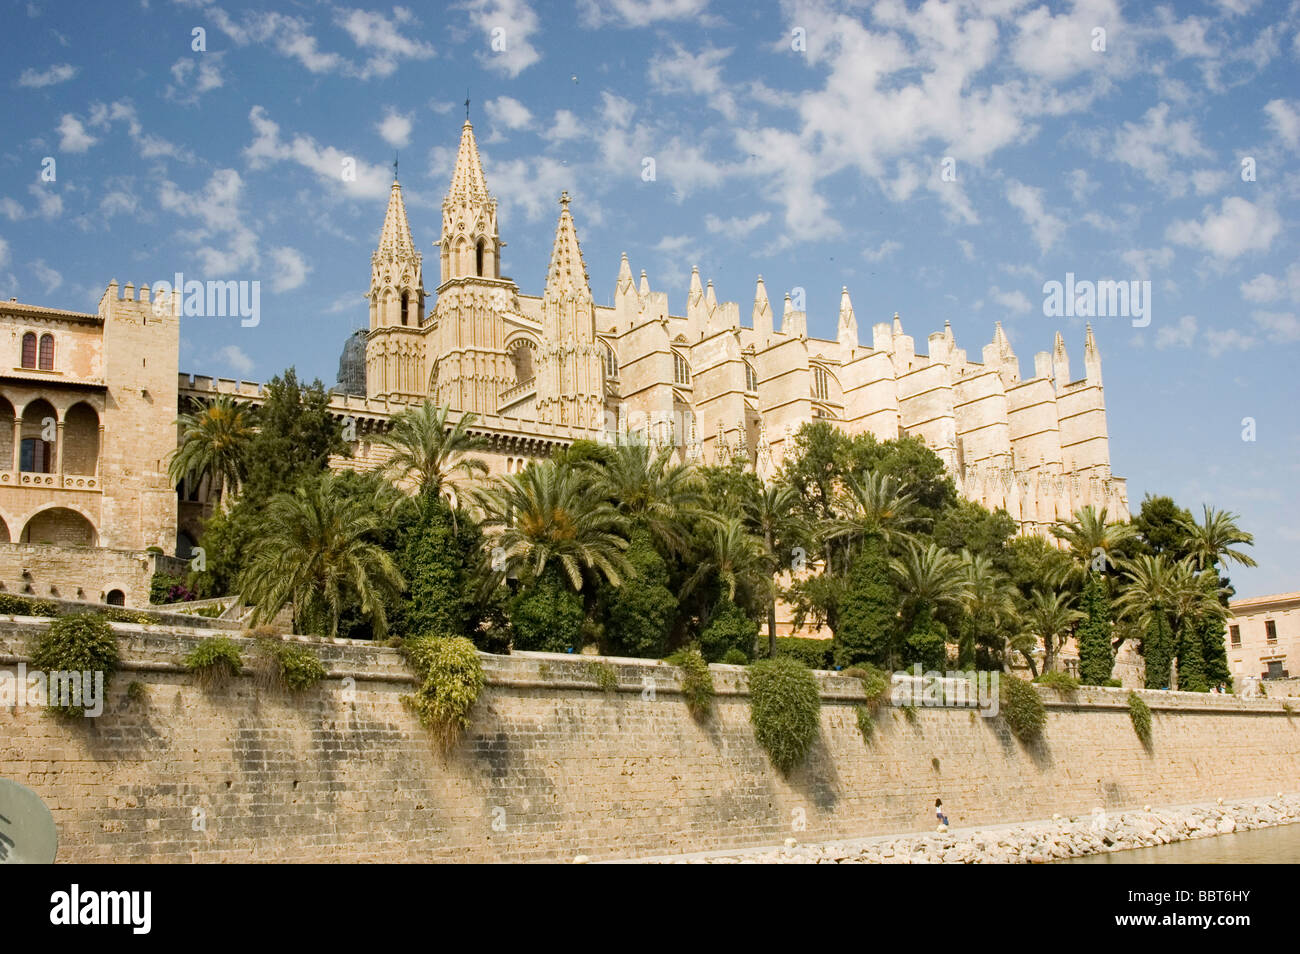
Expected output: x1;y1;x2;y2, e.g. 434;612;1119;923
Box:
1060;822;1300;863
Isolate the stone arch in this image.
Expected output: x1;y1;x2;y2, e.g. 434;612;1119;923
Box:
105;589;125;606
0;514;9;543
20;505;98;547
508;338;536;385
0;394;14;471
63;401;99;476
19;398;57;473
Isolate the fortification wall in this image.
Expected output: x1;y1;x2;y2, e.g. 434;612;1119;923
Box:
1;623;1295;863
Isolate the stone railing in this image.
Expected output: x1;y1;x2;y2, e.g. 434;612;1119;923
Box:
0;471;101;491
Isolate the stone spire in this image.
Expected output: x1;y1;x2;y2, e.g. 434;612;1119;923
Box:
544;191;591;302
1052;330;1070;388
753;275;772;342
438;120;500;284
838;286;858;359
616;252;635;298
369;177;424;333
639;269;650;297
376;179;416;259
1084;322;1102;386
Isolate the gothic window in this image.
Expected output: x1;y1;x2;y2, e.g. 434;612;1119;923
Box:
21;332;36;369
40;334;54;370
400;292;409;326
673;350;691;386
510;340;535;384
812;365;829;400
603;342;618;380
476;239;485;277
745;361;758;392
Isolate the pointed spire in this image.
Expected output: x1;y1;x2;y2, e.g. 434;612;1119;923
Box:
993;320;1010;352
838;287;855;329
639;269;650;297
753;275;772;341
377;179;416;258
1052;329;1070;386
705;279;718;309
893;311;904;336
616;252;635;297
544;191;591;300
838;286;858;357
688;266;704;307
944;319;955;345
1084;322;1102;386
447;120;490;203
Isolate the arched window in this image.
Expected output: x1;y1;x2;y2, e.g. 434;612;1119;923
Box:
400;291;409;326
106;589;125;606
476;239;485;277
745;361;758;392
39;334;54;370
673;350;691;386
20;438;52;473
510;340;535;384
21;333;36;369
812;365;829;401
603;342;618;380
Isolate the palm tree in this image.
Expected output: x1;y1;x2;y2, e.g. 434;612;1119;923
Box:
169;395;254;505
959;551;1020;669
238;473;404;638
1053;504;1137;579
824;471;919;550
375;400;488;501
587;441;703;555
682;516;769;610
889;541;971;668
1114;554;1179;688
743;481;806;656
476;459;631;593
1021;589;1084;674
1179;505;1257;572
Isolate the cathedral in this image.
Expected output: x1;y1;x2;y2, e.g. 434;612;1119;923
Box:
347;118;1129;533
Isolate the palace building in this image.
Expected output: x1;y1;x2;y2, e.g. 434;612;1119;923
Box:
0;118;1128;605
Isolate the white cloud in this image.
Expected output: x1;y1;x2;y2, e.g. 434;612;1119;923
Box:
989;285;1032;314
0;237;9;267
1155;314;1197;349
158;168;260;276
57;114;96;152
577;0;710;28
27;182;61;219
376;109;413;148
268;246;310;292
214;345;255;377
1241;264;1300;303
336;6;436;78
1108;103;1211;194
862;239;901;262
648;44;735;119
244;106;390;199
545;109;584;142
1165;197;1281;260
1205;327;1255;356
1005;180;1064;253
1263;99;1300;148
485;96;533;130
166;54;225;103
86;100;192;161
1012;0;1126;81
0;197;25;221
1252;310;1300;343
704;211;770;238
18;63;77;88
486;155;575;223
1120;246;1174;281
463;0;541;77
29;260;62;294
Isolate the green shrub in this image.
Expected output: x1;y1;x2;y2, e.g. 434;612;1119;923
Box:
763;636;833;671
587;661;619;693
179;604;225;619
402;635;485;748
184;637;244;688
1000;674;1046;743
253;639;325;692
698;599;758;663
855;705;874;743
0;594;58;618
1034;670;1080;692
749;656;821;774
843;663;891;708
30;613;119;717
508;568;583;653
667;646;714;718
1105;678;1122;688
601;529;676;658
720;648;749;666
1128;691;1153;747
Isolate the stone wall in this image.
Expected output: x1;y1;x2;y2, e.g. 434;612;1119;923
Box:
1;623;1296;863
0;542;154;605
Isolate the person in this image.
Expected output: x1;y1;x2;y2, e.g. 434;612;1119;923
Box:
935;798;949;827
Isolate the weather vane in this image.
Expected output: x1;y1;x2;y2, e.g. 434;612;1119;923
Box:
393;151;399;179
465;89;471;120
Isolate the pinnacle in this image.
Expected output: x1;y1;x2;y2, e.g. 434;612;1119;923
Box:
544;191;591;300
376;178;416;258
447;119;490;204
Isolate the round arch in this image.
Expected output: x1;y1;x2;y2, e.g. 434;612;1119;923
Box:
19;504;98;547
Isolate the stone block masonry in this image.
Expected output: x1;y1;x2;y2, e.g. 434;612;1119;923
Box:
1;622;1297;863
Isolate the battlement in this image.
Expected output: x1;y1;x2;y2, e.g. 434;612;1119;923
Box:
97;278;179;321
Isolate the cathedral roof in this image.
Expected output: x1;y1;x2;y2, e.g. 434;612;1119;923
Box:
544;192;591;300
447;120;490;205
376;179;416;258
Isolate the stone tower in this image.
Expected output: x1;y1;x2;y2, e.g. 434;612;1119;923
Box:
537;192;604;432
429;120;516;415
366;177;425;401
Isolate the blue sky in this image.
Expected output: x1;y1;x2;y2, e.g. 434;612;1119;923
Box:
1;0;1297;597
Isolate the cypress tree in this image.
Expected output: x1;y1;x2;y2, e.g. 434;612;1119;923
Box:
509;567;584;653
396;497;481;640
902;604;948;672
1076;573;1114;685
834;535;898;668
1142;612;1175;690
1198;615;1232;691
1176;618;1208;692
602;528;677;658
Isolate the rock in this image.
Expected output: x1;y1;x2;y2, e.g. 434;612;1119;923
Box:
1216;817;1236;835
